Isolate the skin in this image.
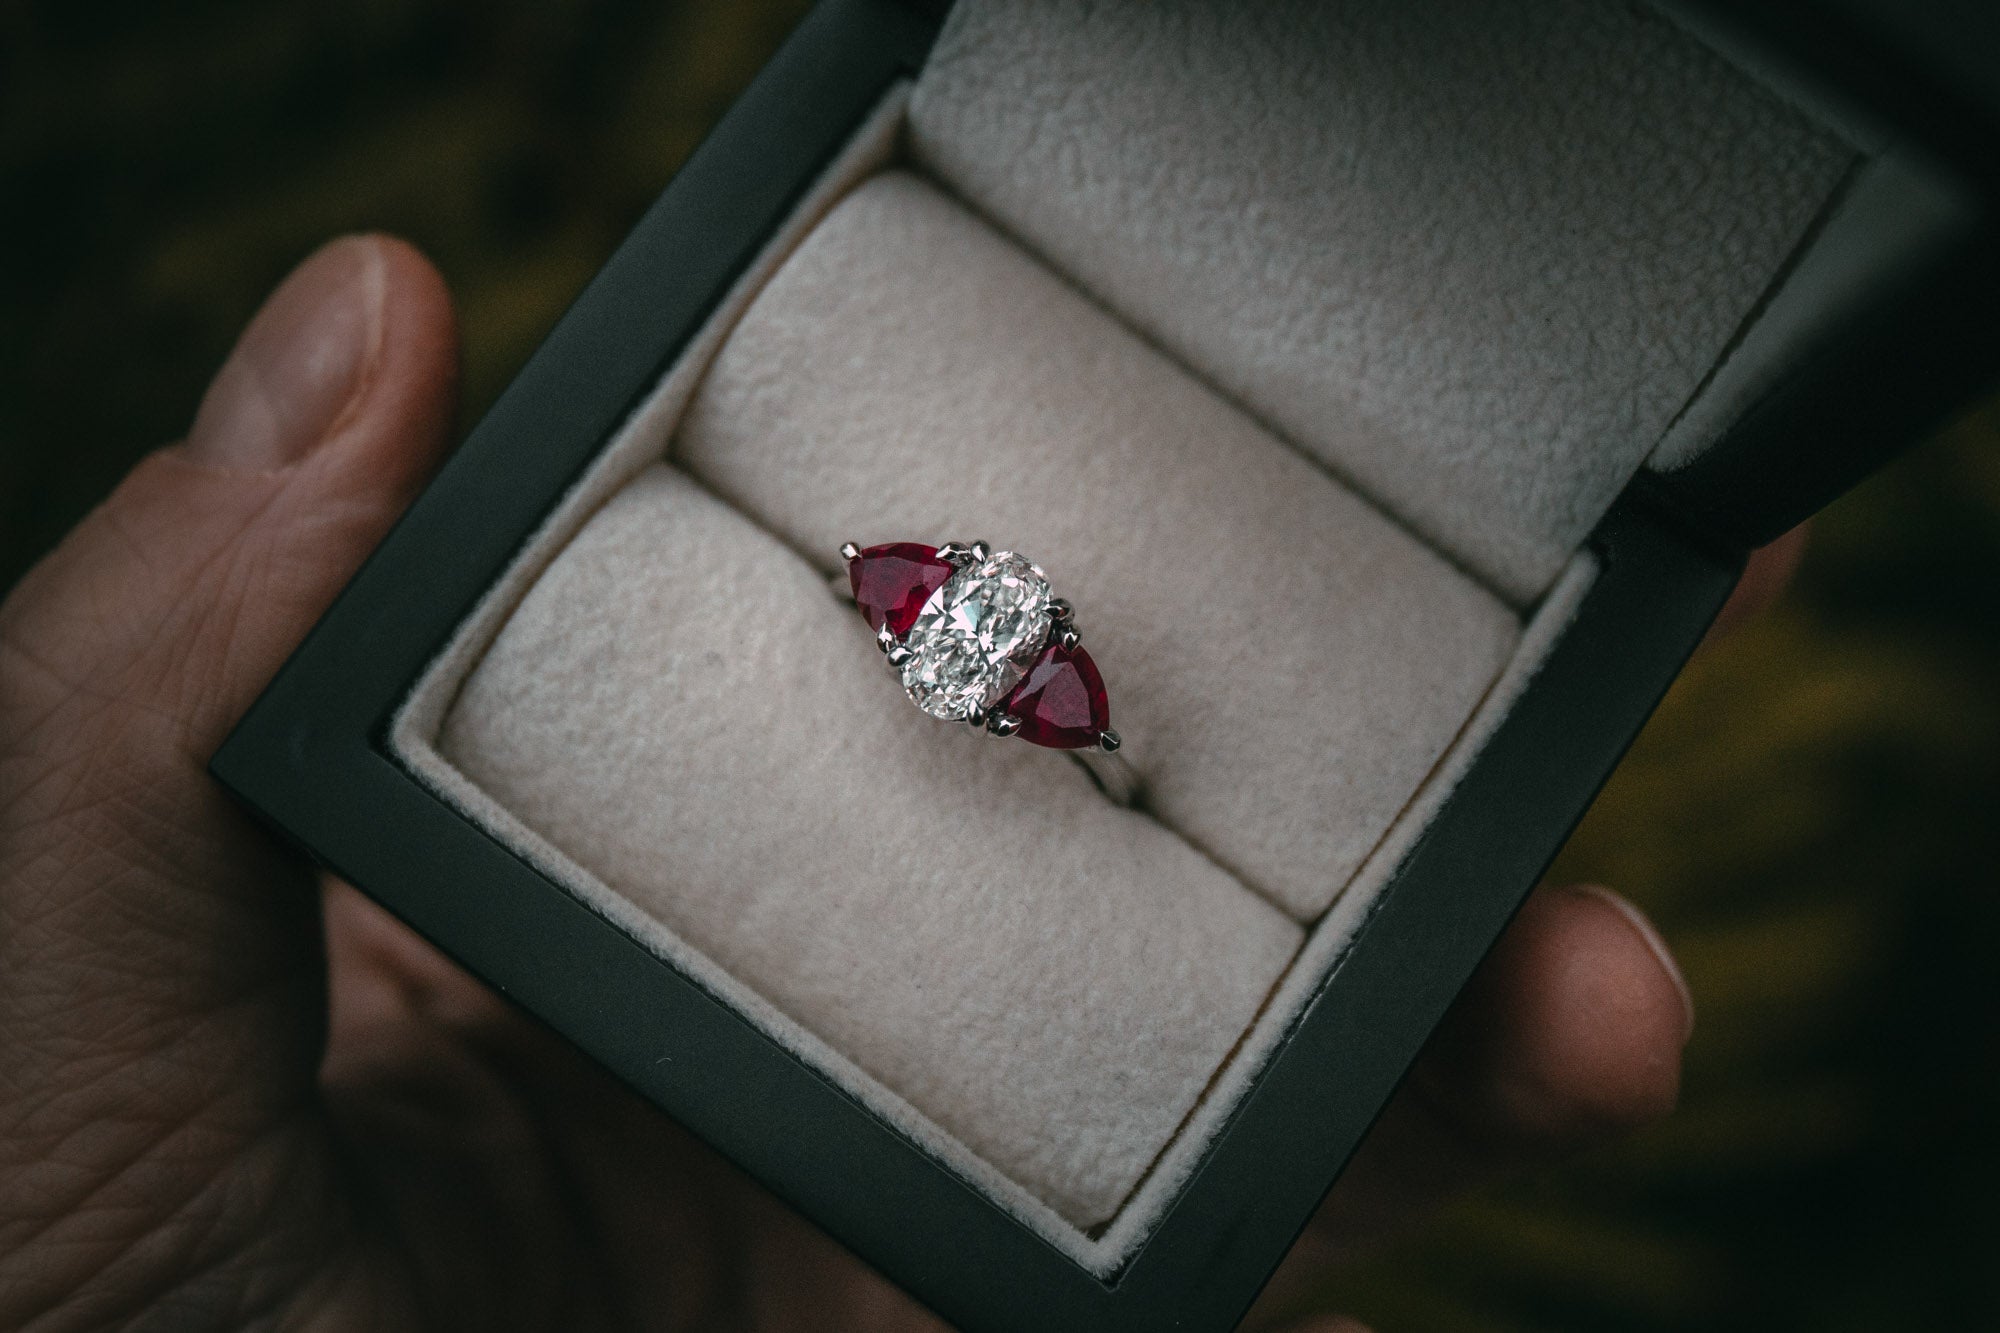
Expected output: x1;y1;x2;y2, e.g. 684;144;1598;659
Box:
0;236;1788;1332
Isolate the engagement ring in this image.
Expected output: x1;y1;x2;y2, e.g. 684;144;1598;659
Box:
839;540;1136;801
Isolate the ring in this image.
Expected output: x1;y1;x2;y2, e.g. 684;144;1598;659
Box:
839;540;1138;802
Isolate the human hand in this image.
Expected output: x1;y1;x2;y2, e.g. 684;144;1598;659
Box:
0;236;1778;1331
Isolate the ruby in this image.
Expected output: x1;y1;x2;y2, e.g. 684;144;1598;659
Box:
848;543;954;638
1002;641;1110;750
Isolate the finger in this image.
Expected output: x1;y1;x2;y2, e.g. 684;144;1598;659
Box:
0;235;456;1189
1254;883;1692;1305
323;875;525;1086
1707;522;1808;640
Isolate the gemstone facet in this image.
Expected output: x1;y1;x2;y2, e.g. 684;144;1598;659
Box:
898;552;1054;721
848;543;955;638
1002;641;1110;749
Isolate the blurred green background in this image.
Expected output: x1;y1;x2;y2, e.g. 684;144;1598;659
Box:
3;2;1996;1328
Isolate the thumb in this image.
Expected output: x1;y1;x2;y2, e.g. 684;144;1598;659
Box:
0;234;456;1138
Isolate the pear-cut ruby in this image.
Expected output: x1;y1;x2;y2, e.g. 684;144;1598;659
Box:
848;543;955;638
1002;641;1110;749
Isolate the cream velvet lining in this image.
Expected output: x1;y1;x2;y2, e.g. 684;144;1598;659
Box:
907;0;1855;604
388;0;1876;1276
675;172;1520;921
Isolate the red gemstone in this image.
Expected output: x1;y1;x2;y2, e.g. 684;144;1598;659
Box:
1002;641;1110;750
848;543;955;637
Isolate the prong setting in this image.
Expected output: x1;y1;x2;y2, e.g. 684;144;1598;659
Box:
848;539;1116;763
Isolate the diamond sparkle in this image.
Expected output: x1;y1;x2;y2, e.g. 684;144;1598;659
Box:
898;552;1054;721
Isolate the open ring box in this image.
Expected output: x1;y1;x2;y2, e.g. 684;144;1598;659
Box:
213;1;2000;1327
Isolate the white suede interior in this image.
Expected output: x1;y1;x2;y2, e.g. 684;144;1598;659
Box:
675;171;1521;920
439;465;1305;1225
906;0;1856;602
380;0;1915;1277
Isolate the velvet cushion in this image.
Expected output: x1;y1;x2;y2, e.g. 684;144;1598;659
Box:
439;466;1304;1225
674;171;1522;921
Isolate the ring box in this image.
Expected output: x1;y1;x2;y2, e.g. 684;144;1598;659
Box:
212;1;2000;1328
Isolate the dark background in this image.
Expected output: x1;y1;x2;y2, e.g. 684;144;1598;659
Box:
4;2;1997;1328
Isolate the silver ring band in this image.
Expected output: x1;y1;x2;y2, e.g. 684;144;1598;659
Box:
836;540;1139;804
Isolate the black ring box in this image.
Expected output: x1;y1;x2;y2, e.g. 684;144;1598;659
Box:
211;1;2000;1327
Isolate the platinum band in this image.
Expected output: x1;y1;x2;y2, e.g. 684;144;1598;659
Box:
1074;744;1142;807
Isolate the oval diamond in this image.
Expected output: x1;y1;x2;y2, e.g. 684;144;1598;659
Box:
899;552;1054;721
